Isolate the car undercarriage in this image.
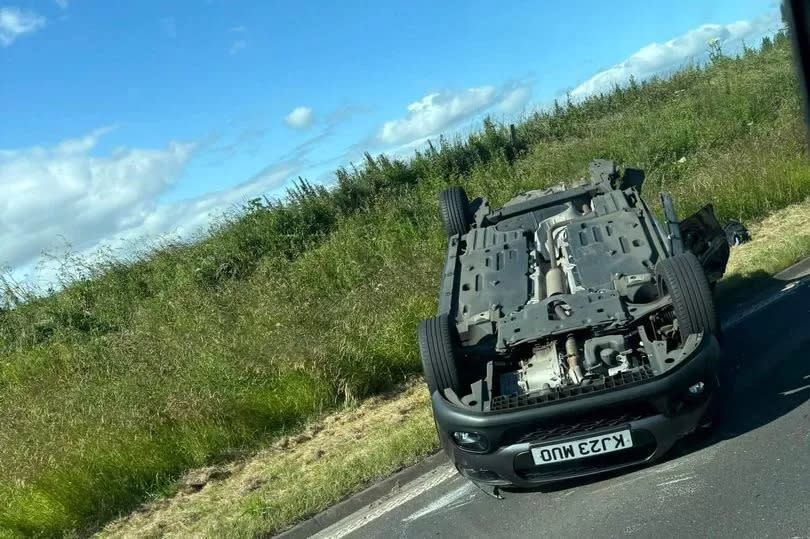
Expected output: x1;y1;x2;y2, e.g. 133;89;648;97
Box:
419;160;735;485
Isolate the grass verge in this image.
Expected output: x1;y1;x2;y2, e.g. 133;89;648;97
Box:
723;197;810;279
98;379;436;538
99;193;810;538
3;34;810;536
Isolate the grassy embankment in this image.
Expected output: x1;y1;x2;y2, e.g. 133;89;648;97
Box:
2;33;810;537
97;197;810;539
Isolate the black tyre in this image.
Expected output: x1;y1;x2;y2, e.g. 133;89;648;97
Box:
656;252;719;340
439;187;471;237
417;314;461;395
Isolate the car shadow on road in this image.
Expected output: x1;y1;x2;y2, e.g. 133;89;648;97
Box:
501;271;810;495
672;270;810;455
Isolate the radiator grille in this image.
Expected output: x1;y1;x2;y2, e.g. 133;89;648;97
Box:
490;365;654;412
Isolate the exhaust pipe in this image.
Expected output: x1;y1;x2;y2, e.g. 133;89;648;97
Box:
545;267;566;297
565;335;584;384
545;219;572;297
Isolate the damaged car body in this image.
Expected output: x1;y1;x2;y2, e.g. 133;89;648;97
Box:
418;160;731;487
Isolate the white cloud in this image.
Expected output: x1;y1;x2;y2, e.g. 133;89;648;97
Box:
244;160;302;189
497;86;532;114
284;106;315;129
385;135;438;161
105;161;297;244
229;39;246;54
377;87;497;145
376;84;532;145
229;25;247;33
571;11;782;99
0;129;194;270
0;7;46;47
54;0;68;9
1;128;301;281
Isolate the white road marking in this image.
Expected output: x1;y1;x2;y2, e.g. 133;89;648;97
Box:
311;465;458;539
401;483;476;523
307;269;809;538
722;279;807;330
782;281;798;292
781;384;810;396
657;476;694;487
588;471;651;496
589;459;683;496
656;474;701;504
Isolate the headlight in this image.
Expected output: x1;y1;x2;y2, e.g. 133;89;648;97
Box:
452;431;489;452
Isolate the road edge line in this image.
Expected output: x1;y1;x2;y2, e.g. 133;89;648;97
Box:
271;451;448;539
273;254;810;538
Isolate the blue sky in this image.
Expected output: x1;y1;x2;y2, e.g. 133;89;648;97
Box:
0;0;782;283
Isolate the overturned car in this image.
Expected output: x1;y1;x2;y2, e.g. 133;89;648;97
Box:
418;160;732;487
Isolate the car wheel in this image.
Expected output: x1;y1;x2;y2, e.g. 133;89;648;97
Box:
656;251;720;340
418;314;461;396
439;187;471;237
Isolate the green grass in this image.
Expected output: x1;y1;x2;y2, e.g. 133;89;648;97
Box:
721;195;810;282
98;188;810;537
2;33;810;537
102;194;810;539
98;380;438;538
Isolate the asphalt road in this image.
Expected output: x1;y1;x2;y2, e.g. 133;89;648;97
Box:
313;270;810;539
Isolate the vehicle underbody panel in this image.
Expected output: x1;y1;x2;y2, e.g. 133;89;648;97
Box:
428;160;730;486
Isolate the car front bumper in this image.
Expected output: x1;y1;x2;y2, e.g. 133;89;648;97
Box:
432;332;721;487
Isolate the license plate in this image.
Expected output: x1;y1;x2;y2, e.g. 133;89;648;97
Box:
531;429;633;465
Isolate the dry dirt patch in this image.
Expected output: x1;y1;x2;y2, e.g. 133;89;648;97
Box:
98;378;436;538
